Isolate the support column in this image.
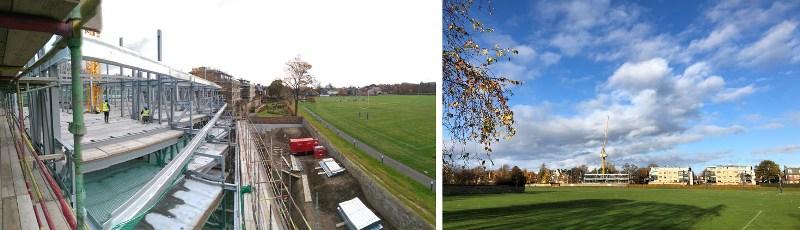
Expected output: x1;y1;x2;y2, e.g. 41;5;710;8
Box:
68;29;87;230
157;74;162;124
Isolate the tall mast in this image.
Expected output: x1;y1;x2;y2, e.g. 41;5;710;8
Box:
601;115;609;174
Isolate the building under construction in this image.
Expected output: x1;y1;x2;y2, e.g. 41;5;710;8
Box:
0;1;301;229
191;67;242;115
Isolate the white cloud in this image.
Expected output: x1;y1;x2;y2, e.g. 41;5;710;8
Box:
753;144;800;155
490;61;534;80
713;85;756;102
529;0;800;68
758;122;784;129
540;52;562;66
550;32;591;56
513;45;537;63
537;0;653;59
607;58;670;91
483;58;753;169
738;20;800;65
482;33;519;47
682;62;711;78
688;24;739;51
706;1;797;32
481;32;561;80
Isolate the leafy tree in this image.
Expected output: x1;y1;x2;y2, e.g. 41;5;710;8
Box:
283;56;315;116
443;0;521;166
443;163;456;185
267;79;283;98
569;165;589;183
537;163;551;184
494;164;511;185
632;168;651;184
525;171;538;184
622;163;638;175
510;166;526;187
755;160;782;184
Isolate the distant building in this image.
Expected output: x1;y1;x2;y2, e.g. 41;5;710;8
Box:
786;167;800;184
582;173;630;184
367;86;382;96
239;79;251;100
650;167;693;185
550;169;569;184
191;67;240;108
704;165;755;185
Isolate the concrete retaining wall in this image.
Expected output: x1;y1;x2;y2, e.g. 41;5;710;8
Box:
444;185;524;195
303;120;432;230
249;116;303;124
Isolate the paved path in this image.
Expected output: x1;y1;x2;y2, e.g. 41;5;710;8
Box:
304;108;434;187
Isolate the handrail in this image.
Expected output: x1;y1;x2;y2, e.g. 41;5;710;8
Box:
10;109;79;229
104;103;226;229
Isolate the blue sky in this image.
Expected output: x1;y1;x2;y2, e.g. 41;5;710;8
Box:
464;0;800;171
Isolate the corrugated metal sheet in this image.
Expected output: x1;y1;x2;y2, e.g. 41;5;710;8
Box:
337;197;382;230
319;158;345;177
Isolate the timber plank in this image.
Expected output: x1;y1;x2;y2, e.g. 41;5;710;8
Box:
16;196;37;230
1;136;14;198
3;197;21;230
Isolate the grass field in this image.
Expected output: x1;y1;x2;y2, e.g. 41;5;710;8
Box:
444;187;800;229
300;95;435;175
298;105;435;225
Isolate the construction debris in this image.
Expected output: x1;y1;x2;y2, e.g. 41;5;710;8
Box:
337;197;382;230
319;158;346;177
290;155;304;172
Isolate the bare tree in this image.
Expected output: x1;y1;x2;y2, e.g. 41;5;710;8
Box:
443;0;521;167
283;56;315;115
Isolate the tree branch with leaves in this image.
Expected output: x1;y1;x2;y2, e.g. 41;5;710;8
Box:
283;56;315;116
443;0;521;167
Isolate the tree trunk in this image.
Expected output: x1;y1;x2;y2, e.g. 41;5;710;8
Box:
294;88;299;116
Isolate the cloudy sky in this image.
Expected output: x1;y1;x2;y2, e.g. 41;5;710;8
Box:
98;0;439;87
464;0;800;171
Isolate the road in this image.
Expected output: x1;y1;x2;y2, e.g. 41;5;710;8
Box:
304;108;434;187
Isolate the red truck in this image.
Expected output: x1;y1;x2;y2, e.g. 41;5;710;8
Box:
289;138;319;155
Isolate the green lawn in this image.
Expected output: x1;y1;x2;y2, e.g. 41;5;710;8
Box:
444;187;800;229
256;102;288;117
298;106;435;225
300;95;435;175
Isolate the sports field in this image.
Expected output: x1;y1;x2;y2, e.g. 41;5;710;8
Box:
444;186;800;229
301;95;435;175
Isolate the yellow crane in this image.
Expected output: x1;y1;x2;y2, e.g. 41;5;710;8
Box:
600;115;609;174
85;30;103;113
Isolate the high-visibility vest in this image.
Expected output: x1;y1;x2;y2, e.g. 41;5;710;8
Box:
142;109;151;117
101;102;109;112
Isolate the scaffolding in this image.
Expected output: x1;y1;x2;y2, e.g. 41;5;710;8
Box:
9;35;243;229
237;119;311;229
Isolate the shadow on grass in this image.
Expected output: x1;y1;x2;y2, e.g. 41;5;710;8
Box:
444;191;558;202
444;199;724;230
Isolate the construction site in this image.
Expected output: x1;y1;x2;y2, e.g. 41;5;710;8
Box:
0;0;398;229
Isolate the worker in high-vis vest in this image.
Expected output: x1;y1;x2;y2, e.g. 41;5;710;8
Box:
101;99;110;123
140;106;151;124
